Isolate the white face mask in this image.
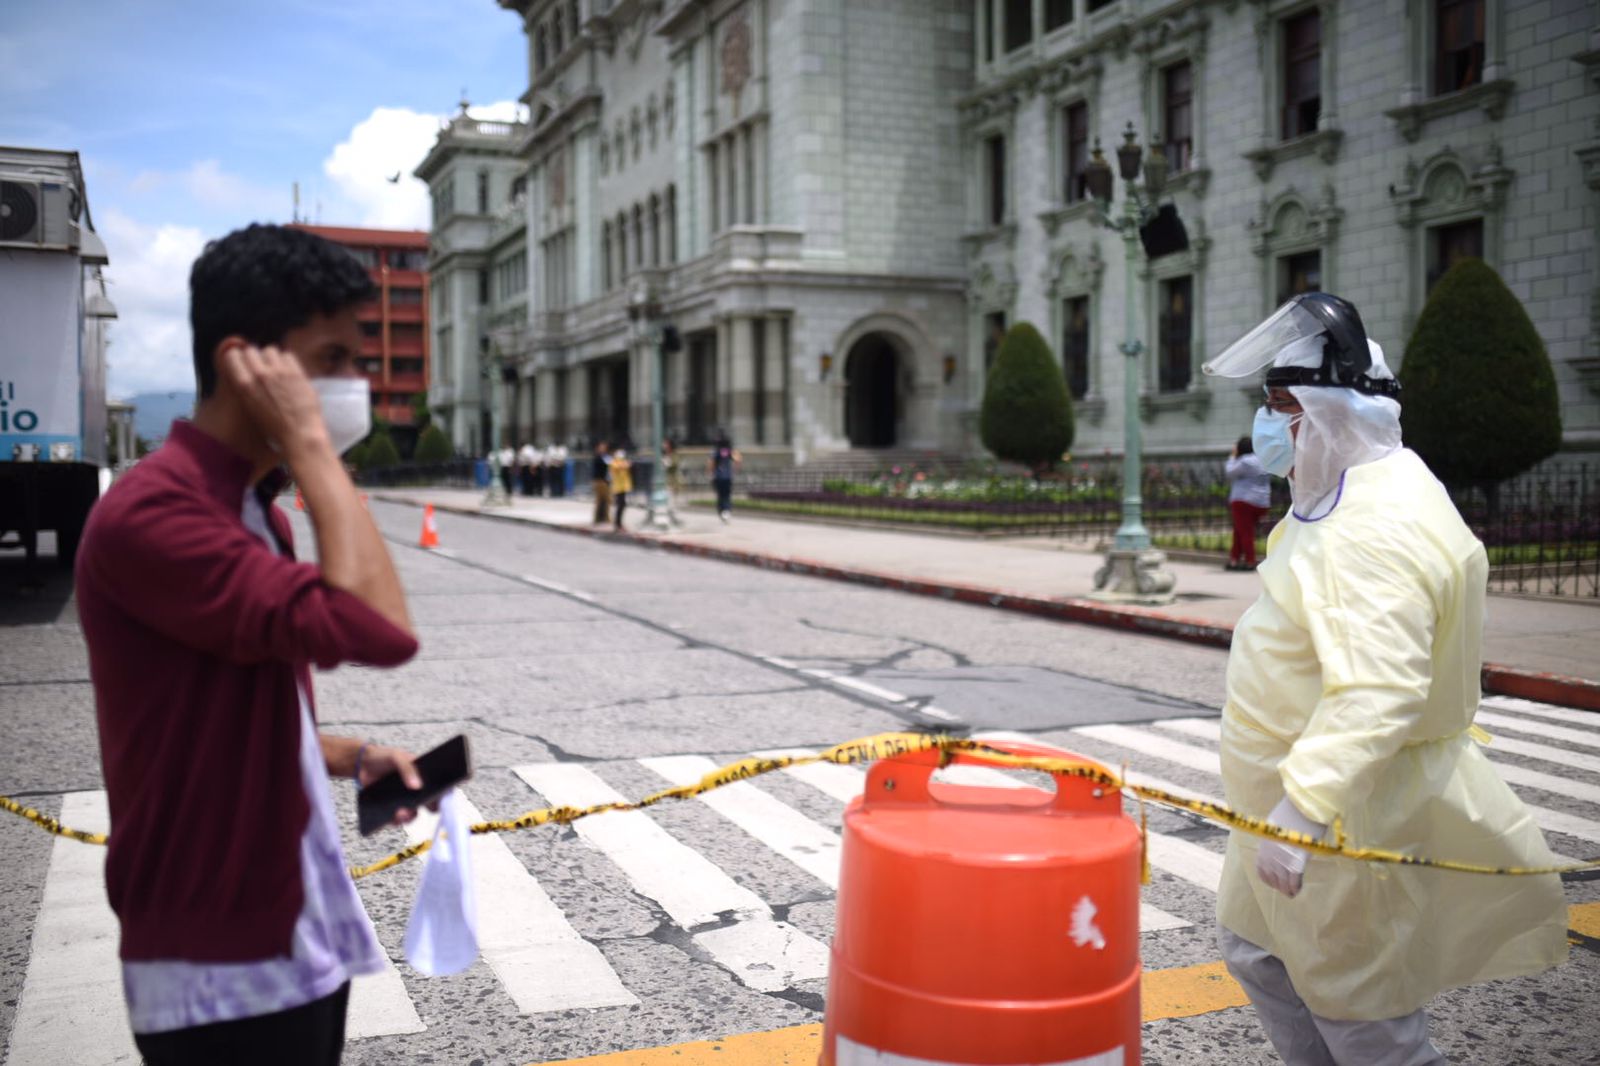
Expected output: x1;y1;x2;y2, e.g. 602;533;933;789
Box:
1252;406;1302;478
310;377;371;455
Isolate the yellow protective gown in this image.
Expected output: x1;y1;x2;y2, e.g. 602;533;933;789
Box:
1216;448;1568;1021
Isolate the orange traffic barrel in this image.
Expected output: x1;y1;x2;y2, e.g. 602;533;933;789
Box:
821;740;1141;1065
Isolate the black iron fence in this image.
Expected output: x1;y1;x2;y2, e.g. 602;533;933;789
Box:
355;460;479;489
1450;464;1599;598
735;456;1598;599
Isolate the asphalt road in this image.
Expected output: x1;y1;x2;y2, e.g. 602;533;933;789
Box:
2;501;1597;1065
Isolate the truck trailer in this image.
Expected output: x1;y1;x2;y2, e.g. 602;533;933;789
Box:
0;146;115;569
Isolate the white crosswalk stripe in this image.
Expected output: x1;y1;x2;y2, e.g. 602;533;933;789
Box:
512;762;830;992
399;793;637;1015
11;699;1598;1049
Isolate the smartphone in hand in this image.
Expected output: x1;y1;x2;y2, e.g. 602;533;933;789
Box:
357;735;471;836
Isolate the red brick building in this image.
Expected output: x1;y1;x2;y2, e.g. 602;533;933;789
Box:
289;224;430;430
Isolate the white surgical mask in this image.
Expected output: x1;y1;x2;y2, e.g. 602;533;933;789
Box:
311;377;371;455
1252;406;1301;478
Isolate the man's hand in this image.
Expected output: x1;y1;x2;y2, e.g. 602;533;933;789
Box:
1255;795;1327;898
218;343;331;458
326;736;430;827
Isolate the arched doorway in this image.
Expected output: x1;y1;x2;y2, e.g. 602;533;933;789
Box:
844;333;899;448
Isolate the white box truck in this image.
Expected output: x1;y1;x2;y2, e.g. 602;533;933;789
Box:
0;146;115;568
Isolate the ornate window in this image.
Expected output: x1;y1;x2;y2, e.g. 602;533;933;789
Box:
1141;217;1212;418
1281;10;1321;141
1044;241;1107;420
1249;186;1342;315
1162;62;1194;174
1135;9;1210;196
615;210;628;279
1390;146;1511;328
1385;0;1510;142
632;204;644;269
664;184;678;263
1003;0;1032;52
600;222;612;290
1064;101;1090;204
1045;0;1073;33
648;193;662;267
985;133;1008;226
1157;277;1193;393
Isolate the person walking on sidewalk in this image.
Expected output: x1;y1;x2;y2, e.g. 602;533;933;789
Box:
707;431;741;523
610;447;633;531
496;442;516;497
518;440;541;497
1224;435;1271;570
74;224;428;1066
590;440;612;525
545;443;564;497
662;438;685;526
1202;292;1566;1066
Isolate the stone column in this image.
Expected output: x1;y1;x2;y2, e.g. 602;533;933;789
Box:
762;314;789;445
715;313;734;435
725;314;759;446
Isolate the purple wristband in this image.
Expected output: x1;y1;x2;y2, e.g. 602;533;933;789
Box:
354;742;371;784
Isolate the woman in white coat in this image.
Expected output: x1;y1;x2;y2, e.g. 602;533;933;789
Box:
1202;293;1567;1065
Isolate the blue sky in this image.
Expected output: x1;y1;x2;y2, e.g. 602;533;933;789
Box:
0;0;528;397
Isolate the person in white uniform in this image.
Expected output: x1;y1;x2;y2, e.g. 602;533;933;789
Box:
1201;293;1568;1065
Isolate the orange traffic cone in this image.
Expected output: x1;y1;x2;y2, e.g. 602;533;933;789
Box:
821;740;1142;1065
419;503;440;549
294;489;305;511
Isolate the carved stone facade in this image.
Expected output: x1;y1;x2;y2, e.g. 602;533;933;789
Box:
423;0;1598;460
968;0;1598;456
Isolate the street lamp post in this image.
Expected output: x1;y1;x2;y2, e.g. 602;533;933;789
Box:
1085;123;1177;604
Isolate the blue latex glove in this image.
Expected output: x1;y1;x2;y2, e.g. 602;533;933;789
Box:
1255;795;1327;898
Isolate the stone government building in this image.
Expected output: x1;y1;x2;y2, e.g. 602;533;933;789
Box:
419;0;1599;467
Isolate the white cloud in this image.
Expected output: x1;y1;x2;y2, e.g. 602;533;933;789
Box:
98;209;208;397
321;101;524;229
126;159;283;217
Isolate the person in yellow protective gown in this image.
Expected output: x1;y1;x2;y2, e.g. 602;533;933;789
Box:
1201;293;1568;1065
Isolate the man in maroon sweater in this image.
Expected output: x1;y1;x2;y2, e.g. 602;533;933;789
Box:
76;225;426;1064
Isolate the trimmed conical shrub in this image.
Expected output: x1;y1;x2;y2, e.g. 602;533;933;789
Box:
980;321;1075;472
361;429;401;470
414;423;453;463
1399;258;1561;487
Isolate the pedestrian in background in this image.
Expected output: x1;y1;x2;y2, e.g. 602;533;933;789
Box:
590;440;611;525
1224;434;1271;570
662;438;684;526
707;431;740;523
1204;292;1565;1066
610;447;633;531
518;440;540;497
495;443;515;496
74;224;426;1065
544;443;562;497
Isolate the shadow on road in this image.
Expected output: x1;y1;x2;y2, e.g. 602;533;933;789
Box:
0;533;77;626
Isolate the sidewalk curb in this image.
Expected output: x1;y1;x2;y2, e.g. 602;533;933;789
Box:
379;494;1600;712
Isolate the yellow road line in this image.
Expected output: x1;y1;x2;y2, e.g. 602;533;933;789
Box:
533;1023;823;1065
534;905;1600;1064
1570;900;1600;940
1142;960;1249;1021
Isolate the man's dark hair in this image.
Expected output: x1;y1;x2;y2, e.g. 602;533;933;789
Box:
189;224;376;397
1236;435;1253;455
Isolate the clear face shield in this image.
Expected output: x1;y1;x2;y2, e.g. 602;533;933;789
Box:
1201;300;1329;380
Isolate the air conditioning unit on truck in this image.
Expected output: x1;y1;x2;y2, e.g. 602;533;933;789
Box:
0;146;116;568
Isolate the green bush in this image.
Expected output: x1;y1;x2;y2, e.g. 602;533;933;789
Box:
979;321;1074;473
362;429;401;469
414;423;453;463
1399;258;1561;488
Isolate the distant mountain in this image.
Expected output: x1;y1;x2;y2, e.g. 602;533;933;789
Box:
128;391;196;442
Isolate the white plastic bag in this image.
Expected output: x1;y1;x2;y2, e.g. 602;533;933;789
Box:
403;789;480;976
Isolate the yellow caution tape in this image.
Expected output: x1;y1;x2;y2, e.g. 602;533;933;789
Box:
5;730;1596;882
0;795;108;846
